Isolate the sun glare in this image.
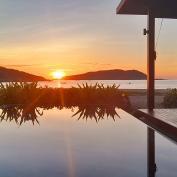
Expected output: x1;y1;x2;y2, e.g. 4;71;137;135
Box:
51;70;65;80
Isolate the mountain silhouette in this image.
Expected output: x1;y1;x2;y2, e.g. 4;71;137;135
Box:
0;66;47;82
63;69;147;80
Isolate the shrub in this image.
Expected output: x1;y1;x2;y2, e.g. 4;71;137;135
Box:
0;82;130;109
163;89;177;108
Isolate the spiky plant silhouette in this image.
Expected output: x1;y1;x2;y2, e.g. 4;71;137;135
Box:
0;82;131;125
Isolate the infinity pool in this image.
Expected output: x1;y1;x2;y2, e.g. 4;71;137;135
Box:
0;108;176;177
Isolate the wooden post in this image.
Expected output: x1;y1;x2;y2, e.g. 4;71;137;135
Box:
147;8;156;177
147;9;155;110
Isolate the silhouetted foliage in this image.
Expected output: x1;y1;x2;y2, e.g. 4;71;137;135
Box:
163;89;177;108
0;82;130;108
0;82;131;125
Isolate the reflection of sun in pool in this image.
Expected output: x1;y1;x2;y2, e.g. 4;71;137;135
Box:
51;70;65;80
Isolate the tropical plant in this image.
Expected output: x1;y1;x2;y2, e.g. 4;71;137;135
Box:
0;82;130;109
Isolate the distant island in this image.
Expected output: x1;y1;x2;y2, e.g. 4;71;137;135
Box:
0;66;47;82
63;69;147;80
0;67;148;82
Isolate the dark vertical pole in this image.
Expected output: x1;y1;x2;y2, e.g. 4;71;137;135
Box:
147;128;156;177
147;9;155;110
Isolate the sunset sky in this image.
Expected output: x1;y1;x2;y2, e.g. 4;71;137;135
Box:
1;0;177;79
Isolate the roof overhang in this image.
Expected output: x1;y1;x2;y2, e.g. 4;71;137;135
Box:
117;0;177;19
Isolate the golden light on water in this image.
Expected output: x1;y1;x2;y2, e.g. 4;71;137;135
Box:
51;70;65;80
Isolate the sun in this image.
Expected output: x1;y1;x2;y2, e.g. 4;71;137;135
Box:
51;70;65;80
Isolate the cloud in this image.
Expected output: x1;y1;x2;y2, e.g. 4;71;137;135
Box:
3;64;41;68
80;62;112;66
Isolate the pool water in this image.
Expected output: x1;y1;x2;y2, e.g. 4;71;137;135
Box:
0;108;176;177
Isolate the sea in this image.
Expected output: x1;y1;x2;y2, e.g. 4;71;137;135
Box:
38;80;177;89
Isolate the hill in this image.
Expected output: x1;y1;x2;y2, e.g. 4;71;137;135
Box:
63;69;147;80
0;66;47;82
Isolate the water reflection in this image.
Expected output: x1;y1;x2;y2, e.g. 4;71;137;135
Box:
0;105;176;177
72;105;120;122
0;105;43;125
0;104;121;125
147;128;157;177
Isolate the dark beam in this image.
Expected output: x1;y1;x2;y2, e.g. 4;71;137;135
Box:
147;9;155;110
117;0;177;19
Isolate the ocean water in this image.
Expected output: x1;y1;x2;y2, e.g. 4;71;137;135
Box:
38;80;177;89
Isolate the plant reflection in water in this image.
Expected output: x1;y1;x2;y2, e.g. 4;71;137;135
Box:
0;105;43;125
0;104;122;125
72;105;120;122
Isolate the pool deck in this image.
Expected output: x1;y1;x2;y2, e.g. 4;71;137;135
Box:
123;108;177;143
